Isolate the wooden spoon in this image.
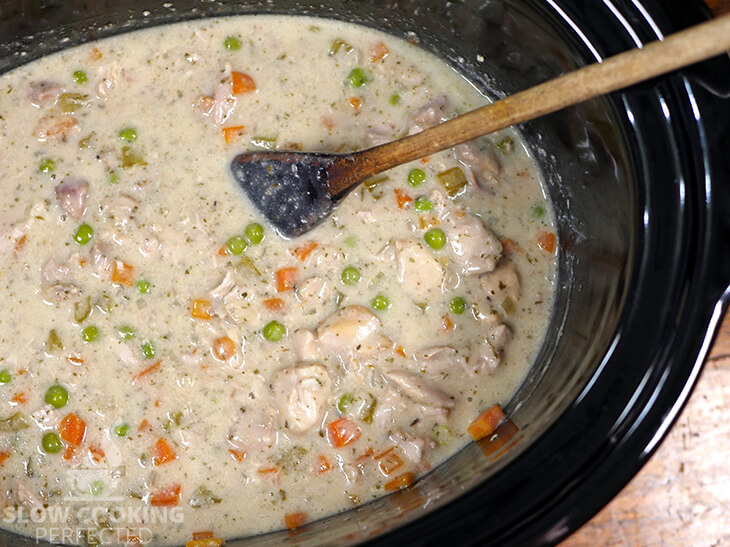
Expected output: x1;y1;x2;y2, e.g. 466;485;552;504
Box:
230;15;730;238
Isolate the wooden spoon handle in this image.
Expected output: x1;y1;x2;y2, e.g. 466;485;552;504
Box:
347;14;730;185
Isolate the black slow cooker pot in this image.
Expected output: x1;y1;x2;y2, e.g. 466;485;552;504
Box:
0;0;728;545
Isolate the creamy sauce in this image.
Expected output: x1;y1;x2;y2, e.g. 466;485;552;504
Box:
0;15;556;545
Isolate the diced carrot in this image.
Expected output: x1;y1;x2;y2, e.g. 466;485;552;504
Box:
395;346;407;358
501;238;520;256
419;215;439;229
131;360;162;384
321;115;335;129
192;532;215;541
231;71;256;95
537;231;557;254
186;539;224;547
63;445;77;461
229;448;246;462
478;417;520;458
221;125;245;144
119;533;143;545
384;471;415;492
88;444;106;464
150;483;181;506
14;235;27;255
275;267;298;292
369;41;390;62
257;466;280;483
10;392;26;405
263;297;285;311
0;452;10;465
420;156;430;164
467;404;506;441
111;259;135;286
59;413;87;446
191;298;213;320
327;418;361;448
138;419;152;432
212;336;236;361
442;314;455;333
284;512;308;530
375;448;404;476
348;97;362;111
153;438;177;466
90;47;103;61
394;188;413;209
66;354;85;366
356;447;375;463
316;454;331;474
293;241;318;261
217;245;228;257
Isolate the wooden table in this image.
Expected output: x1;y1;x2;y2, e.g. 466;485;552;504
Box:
563;5;729;543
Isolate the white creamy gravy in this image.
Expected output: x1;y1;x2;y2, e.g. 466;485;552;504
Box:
0;15;556;545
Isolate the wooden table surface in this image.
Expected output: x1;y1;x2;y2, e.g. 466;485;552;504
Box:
563;6;730;544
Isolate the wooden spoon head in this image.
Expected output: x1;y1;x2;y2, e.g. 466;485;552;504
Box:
230;151;338;238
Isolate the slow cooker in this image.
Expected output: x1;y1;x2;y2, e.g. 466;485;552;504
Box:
0;0;728;545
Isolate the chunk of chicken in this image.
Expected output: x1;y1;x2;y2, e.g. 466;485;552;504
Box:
412;346;466;376
28;81;64;107
365;123;398;146
468;324;513;373
94;62;123;101
371;389;408;430
394;239;444;301
102;193;138;227
386;370;454;412
273;363;331;434
228;404;277;453
195;69;237;126
316;305;382;355
292;329;321;362
33;114;78;142
389;430;435;464
55;177;89;219
480;260;521;302
89;242;113;277
296;276;335;314
41;256;81;302
454;140;502;190
447;214;502;275
408;96;449;135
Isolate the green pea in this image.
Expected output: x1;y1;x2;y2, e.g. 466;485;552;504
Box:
42;432;63;454
44;384;69;408
344;235;357;248
337;393;353;413
450;296;467;315
39;158;56;173
347;67;368;88
531;204;546;219
407;168;426;187
262;320;287;342
424;228;446;250
245;223;265;245
81;325;99;343
117;325;136;340
224;36;242;51
114;423;129;438
73;224;94;245
141;341;156;360
0;369;11;384
340;266;361;286
135;279;151;294
107;171;120;184
225;235;247;255
72;70;88;84
414;196;433;212
389;93;401;105
117;127;138;142
89;480;104;496
371;294;391;311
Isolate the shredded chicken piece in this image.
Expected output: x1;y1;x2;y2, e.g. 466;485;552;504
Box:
27;81;63;107
454;140;502;190
480;260;521;302
394;239;444;301
296;276;335;314
385;370;454;411
389;430;435;464
316;305;382;356
94;62;123;101
292;329;321;362
273;363;331;434
412;346;466;376
468;324;513;373
55;177;89;219
408;96;449;135
33;114;78;142
447;214;502;275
